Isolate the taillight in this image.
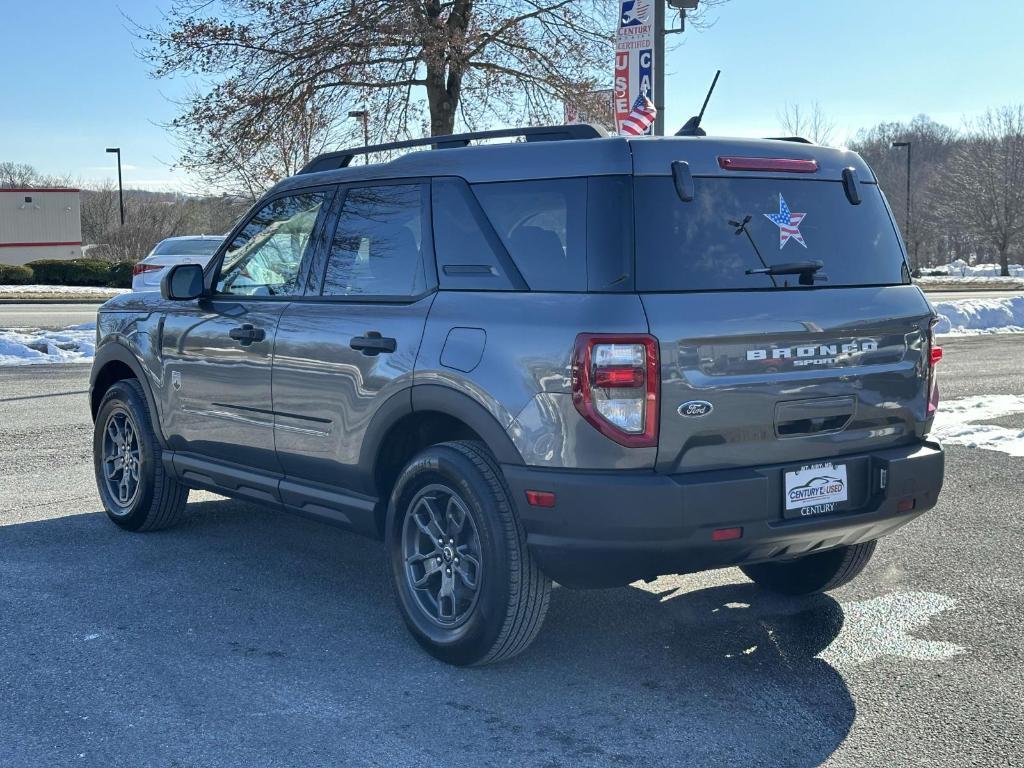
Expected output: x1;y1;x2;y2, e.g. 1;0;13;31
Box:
927;320;942;416
571;334;659;448
718;156;819;173
132;263;162;277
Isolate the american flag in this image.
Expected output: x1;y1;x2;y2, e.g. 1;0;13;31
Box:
619;94;657;136
764;194;807;249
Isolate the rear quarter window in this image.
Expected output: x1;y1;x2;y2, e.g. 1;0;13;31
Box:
432;178;520;290
634;177;908;291
472;178;587;291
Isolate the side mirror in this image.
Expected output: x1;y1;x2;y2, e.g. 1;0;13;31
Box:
161;263;205;301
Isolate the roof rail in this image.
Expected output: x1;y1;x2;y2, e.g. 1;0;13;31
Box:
763;136;813;144
298;123;609;175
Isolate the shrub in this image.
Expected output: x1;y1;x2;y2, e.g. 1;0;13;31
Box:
0;264;35;285
107;261;134;288
25;259;113;287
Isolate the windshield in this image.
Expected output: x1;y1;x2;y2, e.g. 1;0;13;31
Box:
634;177;908;291
153;238;223;257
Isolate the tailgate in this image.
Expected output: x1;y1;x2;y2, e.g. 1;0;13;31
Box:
644;286;934;473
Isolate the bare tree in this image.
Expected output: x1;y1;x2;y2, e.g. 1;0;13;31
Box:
141;1;725;190
81;184;249;263
850;115;959;270
777;101;835;146
0;162;73;188
80;183;122;245
940;106;1024;277
172;92;346;198
141;1;618;151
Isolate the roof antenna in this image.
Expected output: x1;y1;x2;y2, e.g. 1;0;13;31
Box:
676;70;720;136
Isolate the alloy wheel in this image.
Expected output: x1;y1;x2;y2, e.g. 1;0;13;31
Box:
101;409;142;511
401;483;483;628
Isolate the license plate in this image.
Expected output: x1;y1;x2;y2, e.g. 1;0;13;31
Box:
784;462;848;518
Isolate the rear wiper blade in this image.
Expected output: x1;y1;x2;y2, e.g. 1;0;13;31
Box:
728;214;776;287
746;260;827;286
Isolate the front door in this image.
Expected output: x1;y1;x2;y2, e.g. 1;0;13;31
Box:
271;182;434;500
160;188;333;472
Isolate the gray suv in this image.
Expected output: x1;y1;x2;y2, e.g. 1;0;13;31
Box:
89;124;944;665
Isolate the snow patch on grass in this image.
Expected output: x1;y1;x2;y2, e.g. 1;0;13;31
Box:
0;284;129;295
0;324;96;366
921;259;1024;278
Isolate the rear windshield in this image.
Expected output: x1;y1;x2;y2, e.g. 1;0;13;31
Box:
634;178;908;291
154;238;223;257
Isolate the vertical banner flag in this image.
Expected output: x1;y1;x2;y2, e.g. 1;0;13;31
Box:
615;1;655;135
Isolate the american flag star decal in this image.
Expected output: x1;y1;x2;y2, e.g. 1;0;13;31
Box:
619;94;657;136
764;194;807;249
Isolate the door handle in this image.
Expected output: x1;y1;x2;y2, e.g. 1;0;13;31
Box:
350;331;397;356
229;323;265;346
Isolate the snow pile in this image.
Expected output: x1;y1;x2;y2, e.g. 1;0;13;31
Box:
932;296;1024;335
0;284;129;295
0;324;96;366
922;259;1024;278
931;394;1024;457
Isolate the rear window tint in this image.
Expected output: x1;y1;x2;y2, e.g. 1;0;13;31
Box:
154;238;222;256
472;179;587;291
634;178;908;291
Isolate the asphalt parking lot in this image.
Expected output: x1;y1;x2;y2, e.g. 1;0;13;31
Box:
1;337;1022;767
0;303;101;329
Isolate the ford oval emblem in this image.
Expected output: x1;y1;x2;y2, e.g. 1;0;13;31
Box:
678;400;713;417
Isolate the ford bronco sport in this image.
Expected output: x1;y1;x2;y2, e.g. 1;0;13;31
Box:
90;124;944;665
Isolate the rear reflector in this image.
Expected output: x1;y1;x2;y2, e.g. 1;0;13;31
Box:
931;346;943;366
897;498;915;513
526;490;556;508
718;156;819;173
711;527;743;542
132;263;163;277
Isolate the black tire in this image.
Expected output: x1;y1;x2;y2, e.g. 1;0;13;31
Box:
386;441;551;666
93;379;188;531
740;540;877;596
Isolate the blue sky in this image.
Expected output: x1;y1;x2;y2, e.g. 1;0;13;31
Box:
2;0;1022;190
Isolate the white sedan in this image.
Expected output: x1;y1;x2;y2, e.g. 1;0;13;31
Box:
131;235;224;292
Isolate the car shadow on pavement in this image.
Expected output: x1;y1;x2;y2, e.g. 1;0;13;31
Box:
1;499;854;768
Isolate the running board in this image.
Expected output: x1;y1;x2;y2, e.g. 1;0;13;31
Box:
162;451;381;538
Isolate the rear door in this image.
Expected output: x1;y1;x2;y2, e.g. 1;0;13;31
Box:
160;189;333;472
271;182;435;505
631;142;934;481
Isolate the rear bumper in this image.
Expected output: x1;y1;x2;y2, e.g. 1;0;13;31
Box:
502;441;943;588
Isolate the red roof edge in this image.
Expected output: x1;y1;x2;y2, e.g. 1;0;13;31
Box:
0;188;81;193
0;241;83;248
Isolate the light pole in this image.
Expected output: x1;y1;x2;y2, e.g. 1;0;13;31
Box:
348;110;369;162
891;140;912;263
105;147;124;226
